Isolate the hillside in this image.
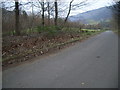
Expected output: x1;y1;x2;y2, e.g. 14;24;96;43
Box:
69;7;113;24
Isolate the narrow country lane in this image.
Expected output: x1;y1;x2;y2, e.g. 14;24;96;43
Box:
3;31;118;88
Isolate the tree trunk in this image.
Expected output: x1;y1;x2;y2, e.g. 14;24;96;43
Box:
64;0;74;23
15;0;20;35
42;1;45;27
30;2;34;32
47;2;50;25
54;0;58;27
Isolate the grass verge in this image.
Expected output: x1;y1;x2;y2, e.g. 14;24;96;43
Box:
2;29;104;67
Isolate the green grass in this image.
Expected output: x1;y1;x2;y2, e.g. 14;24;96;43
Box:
81;29;101;32
3;26;103;36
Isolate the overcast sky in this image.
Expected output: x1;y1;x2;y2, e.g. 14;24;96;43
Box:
69;0;114;16
1;0;115;16
30;0;114;16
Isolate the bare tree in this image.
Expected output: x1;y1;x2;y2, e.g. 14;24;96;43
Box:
36;0;45;27
110;1;120;31
30;1;34;31
41;0;45;27
15;0;20;35
64;0;74;23
113;1;120;31
54;0;58;26
64;0;89;23
47;2;50;25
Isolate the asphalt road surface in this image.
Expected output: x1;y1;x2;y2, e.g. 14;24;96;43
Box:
3;31;118;88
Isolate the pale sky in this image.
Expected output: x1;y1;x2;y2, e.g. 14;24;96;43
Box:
69;0;114;16
1;0;116;16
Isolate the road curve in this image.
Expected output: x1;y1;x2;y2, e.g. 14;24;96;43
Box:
3;31;118;88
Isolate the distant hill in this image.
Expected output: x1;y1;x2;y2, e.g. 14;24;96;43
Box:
69;7;113;24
